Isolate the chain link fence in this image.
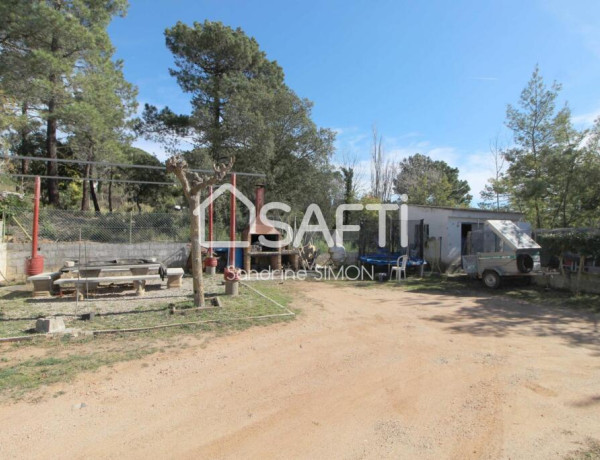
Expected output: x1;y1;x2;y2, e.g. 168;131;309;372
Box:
2;206;424;254
3;208;191;244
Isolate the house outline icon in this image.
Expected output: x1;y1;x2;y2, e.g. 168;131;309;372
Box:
194;183;255;248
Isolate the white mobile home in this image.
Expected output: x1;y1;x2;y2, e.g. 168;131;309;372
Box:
406;205;527;271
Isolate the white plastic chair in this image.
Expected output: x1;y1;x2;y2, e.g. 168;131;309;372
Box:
391;255;408;281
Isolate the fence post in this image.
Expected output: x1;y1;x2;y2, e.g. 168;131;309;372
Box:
129;211;133;244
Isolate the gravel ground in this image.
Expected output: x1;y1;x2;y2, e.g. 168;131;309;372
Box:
2;276;221;317
1;276;293;337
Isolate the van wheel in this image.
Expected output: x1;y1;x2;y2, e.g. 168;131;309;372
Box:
482;270;501;289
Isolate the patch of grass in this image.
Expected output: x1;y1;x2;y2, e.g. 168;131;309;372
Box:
0;347;155;400
0;288;30;307
565;438;600;460
0;281;296;400
77;281;294;332
0;319;37;338
0;280;296;338
0;288;48;338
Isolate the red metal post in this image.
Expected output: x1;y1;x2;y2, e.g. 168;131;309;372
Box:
230;174;236;267
25;175;44;276
208;186;213;255
32;176;40;259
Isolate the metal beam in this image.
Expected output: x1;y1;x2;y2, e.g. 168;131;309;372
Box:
6;173;177;186
1;154;266;178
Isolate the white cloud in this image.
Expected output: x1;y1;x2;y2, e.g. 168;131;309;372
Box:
458;152;498;203
572;108;600;126
333;126;369;157
426;147;460;163
333;127;497;205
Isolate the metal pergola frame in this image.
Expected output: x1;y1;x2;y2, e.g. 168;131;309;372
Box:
1;154;266;185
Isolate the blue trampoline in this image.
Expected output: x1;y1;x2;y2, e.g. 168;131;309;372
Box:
358;252;427;277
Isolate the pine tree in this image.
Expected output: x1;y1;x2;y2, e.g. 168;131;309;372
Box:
0;0;129;205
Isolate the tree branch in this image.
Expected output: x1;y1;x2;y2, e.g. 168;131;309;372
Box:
166;155;234;199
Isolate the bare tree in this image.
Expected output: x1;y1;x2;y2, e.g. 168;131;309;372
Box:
479;135;510;210
490;136;506;210
167;155;234;307
370;126;396;202
381;159;397;203
370;126;383;199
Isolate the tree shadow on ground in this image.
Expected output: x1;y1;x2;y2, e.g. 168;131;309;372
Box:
0;290;31;300
571;395;600;408
423;291;600;355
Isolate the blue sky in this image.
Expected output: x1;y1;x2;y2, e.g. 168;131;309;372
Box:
108;0;600;203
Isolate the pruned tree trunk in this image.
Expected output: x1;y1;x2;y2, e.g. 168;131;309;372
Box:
166;155;233;307
189;193;203;306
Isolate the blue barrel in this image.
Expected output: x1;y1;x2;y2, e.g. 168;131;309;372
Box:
235;247;244;269
213;247;243;269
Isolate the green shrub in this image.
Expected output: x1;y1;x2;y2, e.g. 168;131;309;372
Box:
0;194;31;220
537;232;600;259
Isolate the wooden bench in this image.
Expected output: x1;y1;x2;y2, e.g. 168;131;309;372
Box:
166;268;184;288
55;274;161;298
27;272;61;297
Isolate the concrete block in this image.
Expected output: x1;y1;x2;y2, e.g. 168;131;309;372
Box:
28;272;61;297
167;267;184;288
225;280;239;296
35;317;66;333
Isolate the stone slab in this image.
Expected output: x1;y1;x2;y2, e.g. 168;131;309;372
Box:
35;317;66;334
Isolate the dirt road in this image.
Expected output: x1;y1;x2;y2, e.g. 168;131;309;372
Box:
1;282;599;459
